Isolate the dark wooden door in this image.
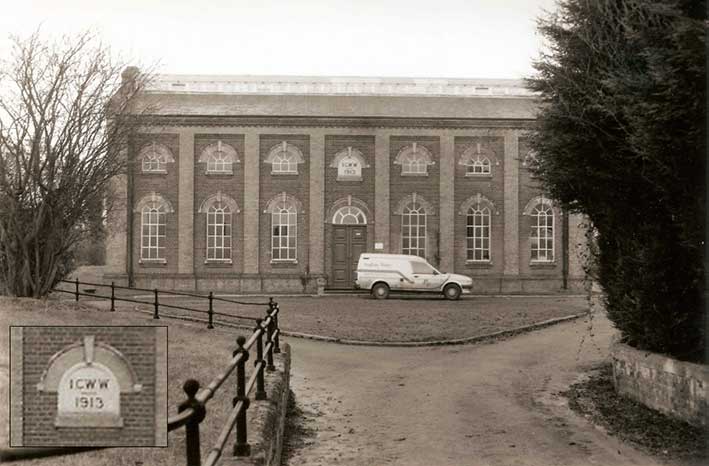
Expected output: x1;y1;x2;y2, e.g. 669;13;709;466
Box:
331;225;367;289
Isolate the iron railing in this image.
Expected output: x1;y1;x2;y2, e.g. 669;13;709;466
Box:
52;278;270;328
168;302;281;466
0;282;283;465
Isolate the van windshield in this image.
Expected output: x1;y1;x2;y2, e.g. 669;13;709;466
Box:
411;261;435;274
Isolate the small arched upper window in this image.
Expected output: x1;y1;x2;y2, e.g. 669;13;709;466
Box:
265;141;305;175
394;143;435;176
139;143;175;173
459;143;498;176
199;140;239;175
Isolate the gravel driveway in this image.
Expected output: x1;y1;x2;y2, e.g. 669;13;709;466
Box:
283;312;662;466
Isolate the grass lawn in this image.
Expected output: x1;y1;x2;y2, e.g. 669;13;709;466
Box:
0;297;249;466
58;294;591;343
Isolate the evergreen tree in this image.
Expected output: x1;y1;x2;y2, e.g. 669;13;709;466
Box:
527;0;705;360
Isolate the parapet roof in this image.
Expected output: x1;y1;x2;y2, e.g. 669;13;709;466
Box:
146;74;535;98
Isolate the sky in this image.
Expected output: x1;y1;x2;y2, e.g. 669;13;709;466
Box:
0;0;559;79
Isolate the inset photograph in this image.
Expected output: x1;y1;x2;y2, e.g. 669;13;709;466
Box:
9;325;167;447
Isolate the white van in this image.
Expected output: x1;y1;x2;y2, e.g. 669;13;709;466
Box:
354;253;473;300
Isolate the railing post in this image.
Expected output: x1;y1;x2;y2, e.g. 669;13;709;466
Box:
266;318;276;372
75;278;79;302
153;288;160;319
233;336;251;456
110;282;116;312
254;319;266;400
273;307;281;354
207;292;214;329
178;379;206;466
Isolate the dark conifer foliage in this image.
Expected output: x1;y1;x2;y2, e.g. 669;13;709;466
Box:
527;0;705;361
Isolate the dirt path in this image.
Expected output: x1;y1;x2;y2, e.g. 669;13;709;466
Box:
283;313;662;466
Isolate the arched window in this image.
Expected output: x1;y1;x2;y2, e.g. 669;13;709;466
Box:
459;143;497;176
139;143;174;173
200;141;239;174
199;193;239;263
467;204;491;261
265;141;305;175
395;143;435;176
332;206;367;225
531;203;554;262
401;201;427;258
135;193;173;262
266;194;299;262
207;203;232;261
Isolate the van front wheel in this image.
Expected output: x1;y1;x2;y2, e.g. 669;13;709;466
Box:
372;283;390;300
443;284;462;300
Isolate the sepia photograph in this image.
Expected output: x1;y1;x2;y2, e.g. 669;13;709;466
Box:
0;0;705;465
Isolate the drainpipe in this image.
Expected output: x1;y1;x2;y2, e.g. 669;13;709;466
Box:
562;210;569;290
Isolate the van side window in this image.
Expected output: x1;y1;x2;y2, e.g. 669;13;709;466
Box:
411;261;434;274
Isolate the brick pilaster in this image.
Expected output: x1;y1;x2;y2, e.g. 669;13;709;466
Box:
503;131;520;275
309;131;325;274
439;134;455;271
374;133;390;251
177;130;194;274
243;131;260;274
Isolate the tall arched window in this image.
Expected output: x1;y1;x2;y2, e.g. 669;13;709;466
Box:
269;197;298;261
136;193;173;262
207;202;232;261
466;204;491;261
199;193;239;263
531;203;554;262
402;201;427;257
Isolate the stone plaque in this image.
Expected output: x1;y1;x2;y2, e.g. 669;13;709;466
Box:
36;335;143;428
374;242;384;250
56;363;122;427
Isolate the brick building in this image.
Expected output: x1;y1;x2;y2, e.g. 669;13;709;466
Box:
105;70;587;294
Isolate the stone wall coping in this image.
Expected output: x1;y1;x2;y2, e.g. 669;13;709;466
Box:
611;340;709;380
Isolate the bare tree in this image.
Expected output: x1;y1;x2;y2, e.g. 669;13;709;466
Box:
0;31;151;297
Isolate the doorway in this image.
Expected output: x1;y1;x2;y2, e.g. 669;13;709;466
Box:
329;206;368;289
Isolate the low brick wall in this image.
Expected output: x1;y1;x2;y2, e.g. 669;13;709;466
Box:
611;340;708;427
222;342;291;466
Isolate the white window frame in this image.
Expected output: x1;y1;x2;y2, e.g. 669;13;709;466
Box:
206;202;232;262
140;203;167;262
401;201;427;258
531;204;554;262
206;151;233;174
465;155;492;175
272;151;297;174
466;204;491;262
402;151;429;175
332;206;367;225
271;201;297;262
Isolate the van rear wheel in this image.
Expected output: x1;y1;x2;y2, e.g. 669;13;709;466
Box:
443;284;462;300
372;283;390;299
